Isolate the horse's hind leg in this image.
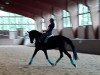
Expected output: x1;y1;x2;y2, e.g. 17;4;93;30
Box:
68;40;78;60
63;50;76;67
55;50;63;65
43;50;54;66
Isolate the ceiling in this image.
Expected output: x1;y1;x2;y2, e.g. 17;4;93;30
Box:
0;0;77;18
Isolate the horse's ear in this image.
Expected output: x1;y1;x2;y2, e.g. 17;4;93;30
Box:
27;31;29;33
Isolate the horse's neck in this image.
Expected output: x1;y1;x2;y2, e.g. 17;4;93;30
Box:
34;31;42;41
35;37;39;40
35;36;41;41
35;34;42;38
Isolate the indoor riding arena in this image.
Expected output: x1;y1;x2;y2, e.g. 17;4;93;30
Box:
0;0;100;75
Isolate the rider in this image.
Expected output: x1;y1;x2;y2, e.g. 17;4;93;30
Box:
39;18;55;43
45;18;55;36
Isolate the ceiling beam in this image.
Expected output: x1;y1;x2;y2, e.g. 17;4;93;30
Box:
10;1;42;15
11;0;52;13
37;0;67;9
0;4;41;18
0;0;78;18
4;6;34;18
0;1;42;18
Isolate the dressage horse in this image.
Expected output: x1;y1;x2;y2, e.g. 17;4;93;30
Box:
28;30;78;67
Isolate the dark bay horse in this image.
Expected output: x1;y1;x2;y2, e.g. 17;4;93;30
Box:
28;30;78;67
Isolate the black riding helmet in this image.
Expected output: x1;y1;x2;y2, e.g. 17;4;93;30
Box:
50;18;54;22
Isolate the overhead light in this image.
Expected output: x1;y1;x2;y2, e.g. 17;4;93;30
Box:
5;1;10;5
3;0;10;5
0;6;4;10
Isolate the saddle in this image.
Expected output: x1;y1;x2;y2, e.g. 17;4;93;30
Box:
39;34;53;44
44;35;53;43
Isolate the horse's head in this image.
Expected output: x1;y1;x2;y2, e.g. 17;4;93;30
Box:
27;30;42;43
27;31;34;43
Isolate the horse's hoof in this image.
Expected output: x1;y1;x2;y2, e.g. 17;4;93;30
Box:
73;64;76;68
28;62;31;65
28;63;31;65
54;64;56;66
51;63;55;66
54;63;57;66
52;64;55;66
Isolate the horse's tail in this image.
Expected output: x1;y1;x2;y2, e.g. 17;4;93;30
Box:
62;36;78;60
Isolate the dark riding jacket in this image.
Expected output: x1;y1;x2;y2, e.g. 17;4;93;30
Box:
46;22;55;36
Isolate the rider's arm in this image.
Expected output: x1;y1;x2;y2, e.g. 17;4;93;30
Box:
46;25;50;32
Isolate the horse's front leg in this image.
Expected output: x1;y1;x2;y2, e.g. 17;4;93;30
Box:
28;48;39;65
43;50;54;66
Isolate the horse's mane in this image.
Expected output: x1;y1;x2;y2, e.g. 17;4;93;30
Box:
29;30;42;36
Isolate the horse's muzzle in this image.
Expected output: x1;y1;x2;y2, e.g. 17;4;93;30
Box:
30;41;33;43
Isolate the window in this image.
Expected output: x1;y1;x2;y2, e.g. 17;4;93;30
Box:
78;4;92;26
62;10;72;27
99;0;100;12
41;18;46;30
51;14;56;29
0;10;36;32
